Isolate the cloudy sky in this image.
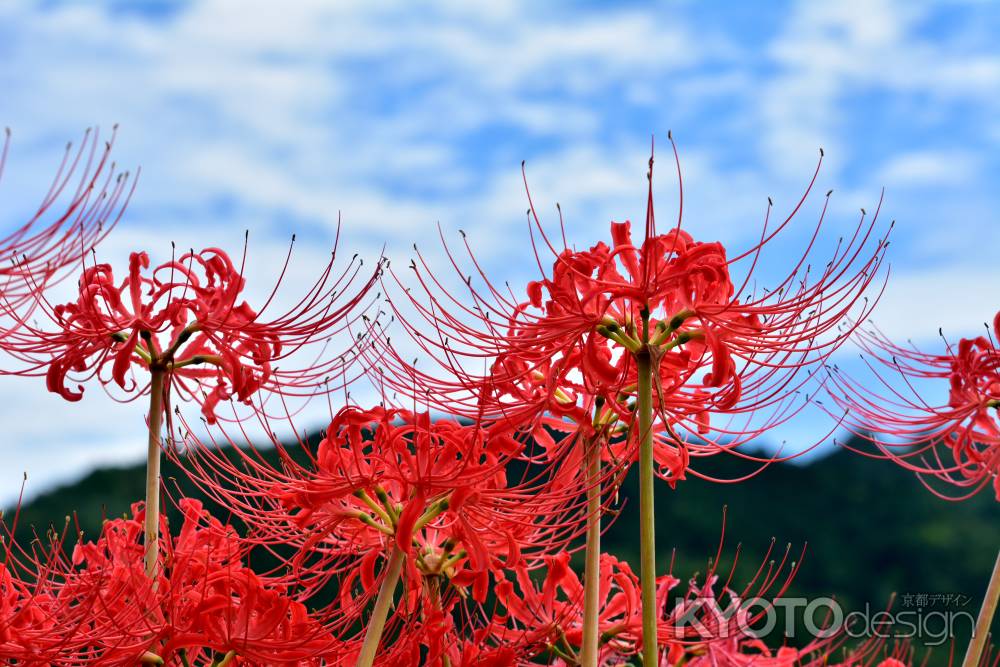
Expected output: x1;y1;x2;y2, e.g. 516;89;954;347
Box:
0;0;998;503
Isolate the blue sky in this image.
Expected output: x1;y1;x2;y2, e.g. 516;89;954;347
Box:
1;0;998;502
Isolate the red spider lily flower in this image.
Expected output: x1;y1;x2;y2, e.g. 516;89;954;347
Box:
0;126;133;308
179;406;587;606
0;479;81;665
19;498;336;666
0;561;65;665
825;313;1000;500
656;539;803;650
374;140;889;484
0;236;377;584
493;551;651;662
488;532;803;666
2;238;379;423
173;405;593;667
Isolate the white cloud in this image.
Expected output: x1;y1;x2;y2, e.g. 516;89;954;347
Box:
860;264;1000;342
759;0;1000;179
878;150;981;187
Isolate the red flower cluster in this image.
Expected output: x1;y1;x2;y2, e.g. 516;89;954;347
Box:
181;406;585;613
3;241;378;422
167;145;897;666
0;500;334;666
379;146;889;483
828;312;1000;500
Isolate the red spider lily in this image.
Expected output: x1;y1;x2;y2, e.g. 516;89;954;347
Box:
374;140;889;484
178;406;587;604
0;560;65;665
492;551;651;662
656;537;804;649
1;239;379;423
170;403;598;667
487;531;804;666
0;126;133;308
825;313;1000;500
1;498;336;666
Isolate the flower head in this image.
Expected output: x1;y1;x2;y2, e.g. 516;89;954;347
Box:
179;405;588;625
827;312;1000;500
3;238;378;423
493;551;647;661
376;141;889;484
0;498;335;666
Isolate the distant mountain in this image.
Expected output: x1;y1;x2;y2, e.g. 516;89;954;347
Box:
9;437;999;663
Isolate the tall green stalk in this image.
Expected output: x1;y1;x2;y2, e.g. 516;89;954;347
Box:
636;342;658;665
143;368;165;579
580;434;602;667
962;549;1000;667
356;546;406;667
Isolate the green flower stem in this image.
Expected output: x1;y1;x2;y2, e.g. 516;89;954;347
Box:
636;345;658;666
215;651;237;667
962;548;1000;667
580;434;602;667
143;367;165;579
356;546;406;667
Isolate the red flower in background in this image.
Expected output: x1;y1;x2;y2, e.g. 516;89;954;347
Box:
493;551;647;661
2;238;379;423
428;514;801;666
827;312;1000;500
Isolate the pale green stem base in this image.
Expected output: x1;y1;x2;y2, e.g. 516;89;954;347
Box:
144;369;165;580
962;548;1000;667
580;436;602;667
356;546;406;667
637;349;658;666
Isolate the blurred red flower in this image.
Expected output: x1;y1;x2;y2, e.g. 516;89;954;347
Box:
828;312;1000;500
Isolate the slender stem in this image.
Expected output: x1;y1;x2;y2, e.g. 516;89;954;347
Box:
580;435;602;667
636;347;658;666
356;546;406;667
962;548;1000;667
143;368;165;580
